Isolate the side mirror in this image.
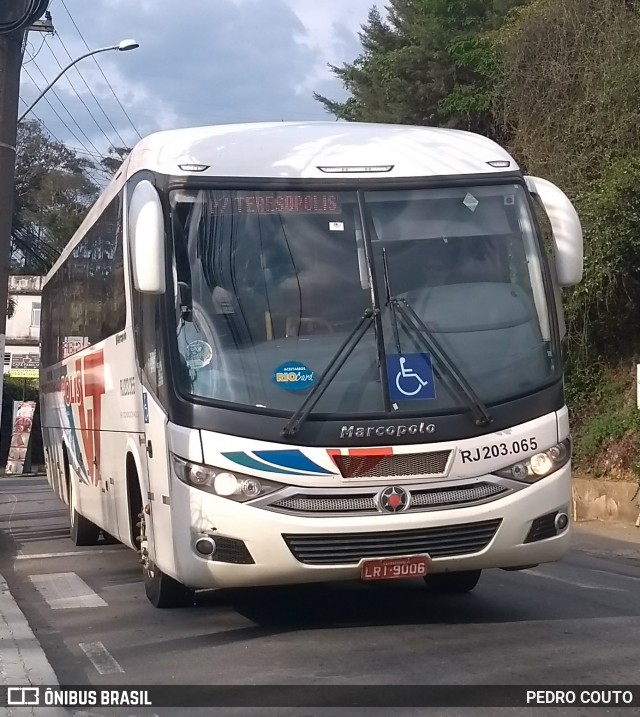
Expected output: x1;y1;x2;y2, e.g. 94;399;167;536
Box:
128;180;166;293
525;176;583;287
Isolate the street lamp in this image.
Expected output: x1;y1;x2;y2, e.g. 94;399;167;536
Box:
18;38;139;122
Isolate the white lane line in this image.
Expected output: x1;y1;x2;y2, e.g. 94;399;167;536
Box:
524;569;625;592
589;568;640;582
29;572;108;608
17;549;123;560
79;641;124;674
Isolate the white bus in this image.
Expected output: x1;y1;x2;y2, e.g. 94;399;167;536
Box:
40;121;583;608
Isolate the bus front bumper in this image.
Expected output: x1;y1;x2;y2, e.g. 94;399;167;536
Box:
168;463;572;590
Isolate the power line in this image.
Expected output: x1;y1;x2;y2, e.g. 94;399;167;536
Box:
21;63;104;158
23;35;47;65
59;0;142;141
19;98;107;163
28;56;106;156
49;33;130;148
0;0;50;33
43;35;123;149
19;97;64;144
20;101;99;163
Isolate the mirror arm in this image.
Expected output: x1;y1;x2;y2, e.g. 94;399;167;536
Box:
178;281;193;322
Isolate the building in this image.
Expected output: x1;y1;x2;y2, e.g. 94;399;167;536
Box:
4;275;43;379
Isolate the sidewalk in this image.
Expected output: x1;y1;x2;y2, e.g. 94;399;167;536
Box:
0;577;67;717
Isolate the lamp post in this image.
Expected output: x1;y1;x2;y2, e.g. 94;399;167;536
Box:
19;38;139;122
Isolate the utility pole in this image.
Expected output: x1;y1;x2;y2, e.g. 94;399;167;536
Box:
0;27;25;425
0;1;51;456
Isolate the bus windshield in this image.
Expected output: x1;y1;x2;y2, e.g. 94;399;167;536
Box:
169;184;558;418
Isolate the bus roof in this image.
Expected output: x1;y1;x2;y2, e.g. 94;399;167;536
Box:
44;122;519;284
125;121;519;180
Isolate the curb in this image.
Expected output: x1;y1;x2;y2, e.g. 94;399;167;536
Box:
0;474;46;479
0;575;67;717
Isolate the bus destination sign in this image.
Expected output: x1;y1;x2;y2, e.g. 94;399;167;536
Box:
211;193;340;215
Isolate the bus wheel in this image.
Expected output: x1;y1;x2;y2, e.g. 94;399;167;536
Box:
138;511;194;609
69;479;101;546
424;570;481;594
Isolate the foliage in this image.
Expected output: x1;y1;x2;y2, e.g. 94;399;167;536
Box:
564;159;640;365
315;1;529;138
571;365;640;482
98;146;131;182
319;0;640;478
12;119;100;273
2;377;39;403
494;0;640;191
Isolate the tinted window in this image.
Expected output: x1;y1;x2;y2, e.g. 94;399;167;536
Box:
41;191;125;367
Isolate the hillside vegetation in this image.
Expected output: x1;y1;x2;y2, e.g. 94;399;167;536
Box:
318;0;640;482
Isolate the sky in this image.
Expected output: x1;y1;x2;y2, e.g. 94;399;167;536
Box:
18;0;377;163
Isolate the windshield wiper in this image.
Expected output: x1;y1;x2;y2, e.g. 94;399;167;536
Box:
391;297;492;426
381;249;492;427
281;308;378;438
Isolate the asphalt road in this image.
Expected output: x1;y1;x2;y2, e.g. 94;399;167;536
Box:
1;476;639;717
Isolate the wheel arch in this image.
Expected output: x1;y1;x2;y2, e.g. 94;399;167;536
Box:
124;440;146;549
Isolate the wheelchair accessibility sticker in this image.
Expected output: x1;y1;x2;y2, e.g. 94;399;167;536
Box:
387;353;436;401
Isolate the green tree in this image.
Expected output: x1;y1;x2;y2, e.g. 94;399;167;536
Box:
494;0;640;358
315;0;528;138
98;145;131;182
12;119;100;273
494;0;640;191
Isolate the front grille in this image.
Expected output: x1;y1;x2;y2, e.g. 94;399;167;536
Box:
411;482;507;508
283;518;502;565
331;450;452;479
269;482;507;516
524;512;558;543
274;494;376;513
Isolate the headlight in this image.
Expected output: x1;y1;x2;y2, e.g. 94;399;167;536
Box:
171;454;283;502
494;438;571;483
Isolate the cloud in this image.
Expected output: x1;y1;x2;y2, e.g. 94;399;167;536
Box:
19;0;374;156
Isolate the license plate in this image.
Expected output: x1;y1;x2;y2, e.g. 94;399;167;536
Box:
360;555;430;581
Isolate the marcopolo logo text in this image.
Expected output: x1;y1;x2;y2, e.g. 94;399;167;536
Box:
340;422;436;439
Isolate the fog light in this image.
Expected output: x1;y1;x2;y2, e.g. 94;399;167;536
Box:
554;512;569;531
194;537;217;556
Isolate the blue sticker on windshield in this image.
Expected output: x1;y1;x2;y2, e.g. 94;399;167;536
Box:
273;361;316;392
387;354;436;401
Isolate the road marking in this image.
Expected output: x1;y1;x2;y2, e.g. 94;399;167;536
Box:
589;568;640;582
79;641;124;674
17;549;123;560
29;572;108;608
524;569;625;592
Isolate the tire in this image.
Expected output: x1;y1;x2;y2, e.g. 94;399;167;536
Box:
424;570;481;594
69;479;101;546
100;531;120;545
144;564;195;608
138;511;194;608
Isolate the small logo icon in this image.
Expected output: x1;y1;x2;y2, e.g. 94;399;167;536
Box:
7;687;40;705
377;486;410;513
273;361;315;392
